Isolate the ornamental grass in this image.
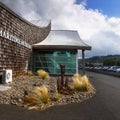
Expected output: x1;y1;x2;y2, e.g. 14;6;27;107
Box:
27;71;34;76
37;69;49;79
24;85;50;110
72;73;90;91
54;90;61;101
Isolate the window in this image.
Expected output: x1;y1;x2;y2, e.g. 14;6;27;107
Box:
34;50;76;75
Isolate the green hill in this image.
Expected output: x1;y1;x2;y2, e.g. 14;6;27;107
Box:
85;55;120;66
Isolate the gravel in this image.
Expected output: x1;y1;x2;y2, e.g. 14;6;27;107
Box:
0;76;96;109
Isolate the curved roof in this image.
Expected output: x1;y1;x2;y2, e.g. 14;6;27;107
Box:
31;20;51;27
0;2;51;45
33;30;91;50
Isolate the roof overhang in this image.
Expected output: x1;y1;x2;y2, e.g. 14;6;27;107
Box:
33;30;92;51
33;45;91;50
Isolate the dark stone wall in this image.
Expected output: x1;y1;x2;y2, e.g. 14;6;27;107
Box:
0;2;51;76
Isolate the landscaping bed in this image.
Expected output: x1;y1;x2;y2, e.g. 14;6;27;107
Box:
0;75;96;110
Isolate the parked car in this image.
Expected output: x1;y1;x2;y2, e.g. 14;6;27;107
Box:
107;66;118;72
102;66;109;71
114;68;120;72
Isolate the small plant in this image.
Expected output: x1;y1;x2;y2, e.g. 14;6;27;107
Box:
72;74;82;90
54;90;61;101
80;75;90;91
24;85;50;110
27;71;34;76
73;73;81;79
37;69;49;79
72;73;90;91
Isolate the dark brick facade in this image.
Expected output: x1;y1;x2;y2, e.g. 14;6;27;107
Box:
0;2;51;76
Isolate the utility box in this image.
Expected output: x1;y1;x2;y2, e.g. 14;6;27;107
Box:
2;69;12;84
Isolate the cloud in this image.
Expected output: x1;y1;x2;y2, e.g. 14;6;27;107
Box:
85;31;120;57
1;0;120;57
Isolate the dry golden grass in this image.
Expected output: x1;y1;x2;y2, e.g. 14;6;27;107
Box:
80;75;90;91
37;69;49;79
27;71;34;76
24;85;50;110
73;73;82;78
72;73;90;91
54;90;61;101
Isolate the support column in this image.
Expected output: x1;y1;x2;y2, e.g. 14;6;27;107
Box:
76;52;78;73
82;50;85;75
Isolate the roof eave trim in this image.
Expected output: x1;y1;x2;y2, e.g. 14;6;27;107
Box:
32;45;92;50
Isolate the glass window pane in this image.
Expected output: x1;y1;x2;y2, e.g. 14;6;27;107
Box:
34;50;76;75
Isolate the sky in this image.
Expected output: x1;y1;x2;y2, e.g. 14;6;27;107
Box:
77;0;120;17
0;0;120;58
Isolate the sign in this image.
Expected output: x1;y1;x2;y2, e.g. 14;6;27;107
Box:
0;28;31;49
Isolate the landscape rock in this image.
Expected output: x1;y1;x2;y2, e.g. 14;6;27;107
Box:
0;76;96;108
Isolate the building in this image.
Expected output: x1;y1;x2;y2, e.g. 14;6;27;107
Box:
0;2;51;76
32;30;91;75
0;2;91;77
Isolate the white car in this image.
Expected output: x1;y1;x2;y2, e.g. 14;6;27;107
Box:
115;68;120;72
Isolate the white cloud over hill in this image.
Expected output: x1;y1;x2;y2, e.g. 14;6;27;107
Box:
1;0;120;57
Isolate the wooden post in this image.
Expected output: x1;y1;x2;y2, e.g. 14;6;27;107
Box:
82;50;85;75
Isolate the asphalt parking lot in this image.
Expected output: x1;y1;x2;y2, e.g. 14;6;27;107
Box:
0;71;120;120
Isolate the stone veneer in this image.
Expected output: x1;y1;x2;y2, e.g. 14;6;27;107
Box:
0;2;51;76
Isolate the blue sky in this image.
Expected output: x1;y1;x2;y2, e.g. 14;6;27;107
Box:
76;0;120;17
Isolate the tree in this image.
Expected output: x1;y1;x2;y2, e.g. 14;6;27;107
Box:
103;59;115;66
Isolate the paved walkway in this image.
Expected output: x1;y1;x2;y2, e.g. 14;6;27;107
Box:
0;85;11;91
0;71;120;120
